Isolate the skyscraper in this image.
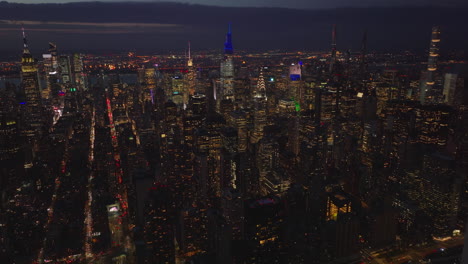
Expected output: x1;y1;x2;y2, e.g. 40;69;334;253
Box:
251;68;267;144
420;26;441;104
186;41;196;108
329;24;337;74
20;27;43;142
220;24;235;105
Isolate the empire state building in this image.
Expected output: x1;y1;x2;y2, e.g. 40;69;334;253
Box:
20;27;43;141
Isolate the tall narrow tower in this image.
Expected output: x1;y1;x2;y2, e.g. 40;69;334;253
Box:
252;68;267;144
224;23;233;55
329;24;337;74
360;30;367;77
220;23;235;104
420;26;441;104
186;41;196;98
254;67;266;100
20;26;43;141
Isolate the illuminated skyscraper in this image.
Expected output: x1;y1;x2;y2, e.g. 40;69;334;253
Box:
144;67;156;103
20;27;43;142
144;186;175;264
220;24;235;105
251;68;267;144
42;42;59;100
420;26;441;104
59;55;72;84
73;53;86;91
0;88;20;199
185;41;196;108
224;23;233;55
107;203;125;247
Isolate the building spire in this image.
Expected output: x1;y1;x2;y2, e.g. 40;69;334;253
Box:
21;25;30;54
224;23;233;55
187;41;193;67
255;67;266;99
188;41;191;61
360;30;367;74
329;24;337;73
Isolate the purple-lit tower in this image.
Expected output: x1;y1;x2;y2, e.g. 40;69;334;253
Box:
224;23;233;55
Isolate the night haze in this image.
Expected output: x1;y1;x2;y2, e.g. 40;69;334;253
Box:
0;1;467;56
0;1;467;264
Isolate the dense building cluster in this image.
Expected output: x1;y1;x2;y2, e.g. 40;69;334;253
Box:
0;24;467;264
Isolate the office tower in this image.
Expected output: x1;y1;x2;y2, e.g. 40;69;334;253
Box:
220;187;244;241
220;24;235;105
186;41;196;108
20;27;43;142
244;196;283;263
329;24;337;74
144;186;175;264
420;26;441;104
227;110;248;153
420;153;460;238
177;207;208;257
190;94;207;117
73;53;86;91
376;69;399;115
59;55;72;84
207;209;232;264
323;190;359;261
107;203;125;247
415;105;451;147
220;127;239;191
257;126;280;195
251;68;267;144
171;74;185;107
289;63;301;82
144;67;156;103
442;72;467;106
0;88;21;206
42;43;59;100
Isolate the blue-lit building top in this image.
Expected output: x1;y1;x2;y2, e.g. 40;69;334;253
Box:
224;24;233;55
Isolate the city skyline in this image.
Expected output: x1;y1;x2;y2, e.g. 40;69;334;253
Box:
0;2;467;264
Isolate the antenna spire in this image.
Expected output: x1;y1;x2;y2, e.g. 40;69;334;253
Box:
21;24;30;54
188;41;191;60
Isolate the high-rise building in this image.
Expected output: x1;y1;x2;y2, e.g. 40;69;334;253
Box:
244;196;283;263
220;24;235;105
186;41;196;108
143;67;156;103
107;203;125;247
143;186;175;264
329;24;337;74
420;26;441;104
41;42;59;100
73;53;86;91
59;55;72;84
20;27;43;142
251;68;267;144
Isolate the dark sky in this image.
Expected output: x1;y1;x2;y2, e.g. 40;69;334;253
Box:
9;0;468;9
0;2;467;56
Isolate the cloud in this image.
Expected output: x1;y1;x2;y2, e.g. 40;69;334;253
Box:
0;27;138;34
0;20;182;28
0;20;186;36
